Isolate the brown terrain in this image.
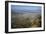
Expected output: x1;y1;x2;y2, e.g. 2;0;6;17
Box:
11;13;41;28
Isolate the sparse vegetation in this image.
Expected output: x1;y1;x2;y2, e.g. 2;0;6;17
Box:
11;12;41;28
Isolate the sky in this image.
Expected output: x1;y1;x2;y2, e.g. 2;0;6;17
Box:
11;5;41;13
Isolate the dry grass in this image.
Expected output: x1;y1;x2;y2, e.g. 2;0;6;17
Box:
11;13;41;28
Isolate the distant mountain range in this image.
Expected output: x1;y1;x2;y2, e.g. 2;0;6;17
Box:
11;10;41;15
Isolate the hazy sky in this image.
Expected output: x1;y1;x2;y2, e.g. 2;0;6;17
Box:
11;5;41;13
